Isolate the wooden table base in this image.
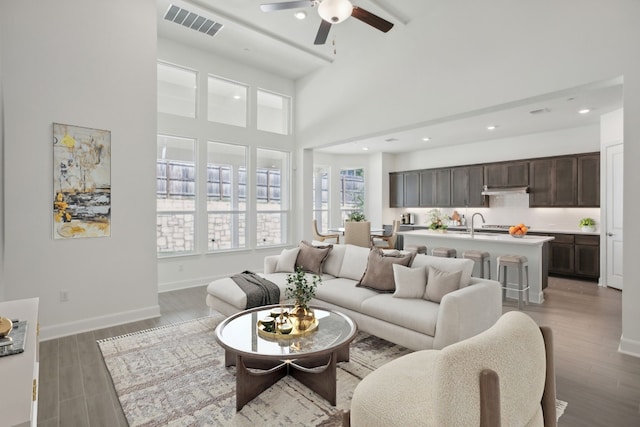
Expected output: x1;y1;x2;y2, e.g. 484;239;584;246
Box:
227;345;350;411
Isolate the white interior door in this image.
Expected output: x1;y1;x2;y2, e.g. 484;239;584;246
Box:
606;143;623;290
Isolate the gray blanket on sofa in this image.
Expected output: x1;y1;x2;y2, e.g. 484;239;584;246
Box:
230;270;280;309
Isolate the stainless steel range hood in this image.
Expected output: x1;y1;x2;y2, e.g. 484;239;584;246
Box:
481;185;529;196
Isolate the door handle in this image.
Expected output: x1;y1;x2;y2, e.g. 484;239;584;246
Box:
607;232;614;237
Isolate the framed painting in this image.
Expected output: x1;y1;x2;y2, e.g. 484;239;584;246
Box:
53;123;111;239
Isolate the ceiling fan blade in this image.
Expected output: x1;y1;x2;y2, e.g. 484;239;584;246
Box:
314;19;332;45
351;6;394;32
260;1;313;12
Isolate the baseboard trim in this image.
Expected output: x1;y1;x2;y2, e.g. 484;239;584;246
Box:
40;304;161;341
618;334;640;358
158;274;240;293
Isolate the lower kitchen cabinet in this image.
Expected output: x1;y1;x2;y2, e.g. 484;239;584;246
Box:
534;233;600;280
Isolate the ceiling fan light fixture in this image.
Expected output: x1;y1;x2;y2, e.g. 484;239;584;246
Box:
318;0;353;24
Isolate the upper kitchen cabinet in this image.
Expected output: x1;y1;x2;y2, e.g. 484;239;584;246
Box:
577;154;600;207
419;169;435;207
529;157;577;207
451;165;486;207
529;153;599;207
484;161;529;187
389;172;404;207
404;171;420;207
434;168;452;206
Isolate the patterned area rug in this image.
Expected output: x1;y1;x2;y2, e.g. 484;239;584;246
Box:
98;316;566;426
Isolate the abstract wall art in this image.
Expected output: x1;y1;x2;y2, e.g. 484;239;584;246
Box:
53;123;111;239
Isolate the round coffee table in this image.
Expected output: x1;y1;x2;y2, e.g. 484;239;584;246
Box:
215;305;357;411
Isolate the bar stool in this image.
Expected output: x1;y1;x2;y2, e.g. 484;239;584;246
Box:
497;255;530;310
462;250;491;279
431;247;457;258
405;244;427;254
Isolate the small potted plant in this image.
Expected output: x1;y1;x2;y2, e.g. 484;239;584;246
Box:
286;266;322;329
579;217;596;232
427;209;449;232
347;211;367;222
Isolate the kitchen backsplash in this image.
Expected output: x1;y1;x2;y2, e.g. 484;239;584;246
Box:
396;193;601;232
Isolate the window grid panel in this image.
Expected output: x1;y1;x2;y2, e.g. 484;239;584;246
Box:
157;212;196;254
208;212;246;251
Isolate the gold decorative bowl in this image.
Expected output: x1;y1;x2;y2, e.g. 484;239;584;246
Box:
0;317;13;338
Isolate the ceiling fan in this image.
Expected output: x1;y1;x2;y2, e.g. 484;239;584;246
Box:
260;0;394;45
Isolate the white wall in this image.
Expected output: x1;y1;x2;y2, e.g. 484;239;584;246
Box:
156;38;297;292
0;0;160;339
298;0;640;356
0;30;4;301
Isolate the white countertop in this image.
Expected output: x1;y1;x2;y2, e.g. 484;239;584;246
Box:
399;229;555;245
408;225;600;236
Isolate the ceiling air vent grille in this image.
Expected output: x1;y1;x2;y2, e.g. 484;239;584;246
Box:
164;4;224;37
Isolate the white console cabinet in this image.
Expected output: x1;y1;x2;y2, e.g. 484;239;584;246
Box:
0;298;40;427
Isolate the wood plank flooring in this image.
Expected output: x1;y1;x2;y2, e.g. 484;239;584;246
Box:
37;278;640;426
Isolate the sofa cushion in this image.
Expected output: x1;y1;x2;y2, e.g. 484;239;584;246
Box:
338;245;371;280
314;278;379;312
357;248;415;293
295;240;332;275
424;266;462;303
411;254;474;287
322;244;347;277
392;264;427;299
360;294;440;336
275;247;300;273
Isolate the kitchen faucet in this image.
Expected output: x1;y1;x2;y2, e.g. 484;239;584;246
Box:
470;213;486;239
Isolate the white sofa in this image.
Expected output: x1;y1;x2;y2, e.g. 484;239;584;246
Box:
206;243;502;350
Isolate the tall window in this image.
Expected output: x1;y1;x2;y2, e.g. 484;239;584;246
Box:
207;142;247;251
257;89;291;135
256;148;289;246
340;168;365;222
157;62;197;118
157;135;196;254
208;75;248;127
313;168;330;231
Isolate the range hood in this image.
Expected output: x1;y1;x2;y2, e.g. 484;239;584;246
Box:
481;185;529;196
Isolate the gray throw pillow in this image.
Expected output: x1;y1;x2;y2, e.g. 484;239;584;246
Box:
424;266;462;303
357;247;416;293
295;240;332;275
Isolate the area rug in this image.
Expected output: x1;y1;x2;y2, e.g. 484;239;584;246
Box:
98;316;567;426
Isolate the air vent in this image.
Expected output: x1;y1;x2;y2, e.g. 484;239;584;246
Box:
385;137;399;142
529;107;550;115
164;4;224;37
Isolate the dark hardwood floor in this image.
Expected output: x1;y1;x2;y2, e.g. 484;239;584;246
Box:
37;278;640;426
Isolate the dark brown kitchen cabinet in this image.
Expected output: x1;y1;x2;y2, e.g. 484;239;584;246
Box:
389;173;404;207
577;154;600;207
529;157;577;207
419;170;435;206
484;161;529;187
434;169;451;206
404;172;420;207
575;235;600;278
548;234;575;275
451;166;486;207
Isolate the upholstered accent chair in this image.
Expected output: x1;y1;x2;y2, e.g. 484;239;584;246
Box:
343;220;371;248
371;219;400;249
348;311;557;427
312;219;340;243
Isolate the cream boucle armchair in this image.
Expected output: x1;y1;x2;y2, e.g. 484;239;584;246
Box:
349;311;556;427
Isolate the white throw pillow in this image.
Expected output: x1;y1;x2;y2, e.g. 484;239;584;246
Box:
338;244;371;280
411;254;474;287
424;266;462;303
323;244;347;277
275;247;300;273
392;264;427;299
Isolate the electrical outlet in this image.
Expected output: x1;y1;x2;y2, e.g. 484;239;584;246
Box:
59;290;70;302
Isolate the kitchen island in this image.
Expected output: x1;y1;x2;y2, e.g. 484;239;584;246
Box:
400;230;554;303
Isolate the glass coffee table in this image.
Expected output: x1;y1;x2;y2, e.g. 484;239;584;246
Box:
215;305;357;411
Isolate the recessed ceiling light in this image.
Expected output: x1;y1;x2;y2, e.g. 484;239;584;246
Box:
294;11;307;19
233;95;241;100
422;137;431;142
487;125;498;131
362;147;369;151
578;108;591;114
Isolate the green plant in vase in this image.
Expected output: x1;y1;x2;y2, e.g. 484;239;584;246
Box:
579;217;596;231
348;211;367;222
286;266;322;329
427;208;449;231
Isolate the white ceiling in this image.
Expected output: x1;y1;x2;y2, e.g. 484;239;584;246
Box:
156;1;624;155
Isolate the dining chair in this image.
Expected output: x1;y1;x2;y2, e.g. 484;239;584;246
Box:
371;219;401;249
312;219;340;243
